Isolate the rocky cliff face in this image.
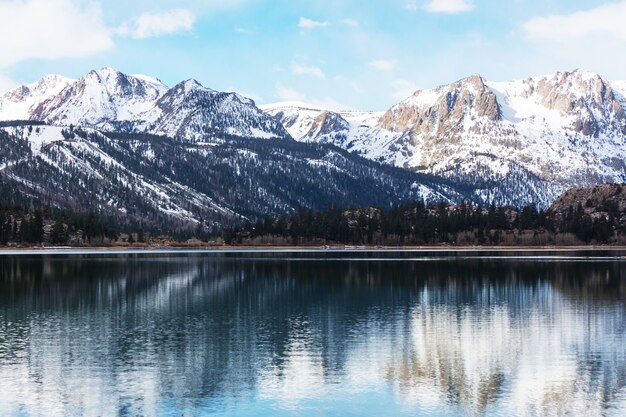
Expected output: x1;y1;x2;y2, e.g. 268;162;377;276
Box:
495;70;626;137
549;184;626;219
379;74;502;138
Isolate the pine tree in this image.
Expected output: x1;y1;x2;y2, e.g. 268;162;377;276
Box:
50;221;68;245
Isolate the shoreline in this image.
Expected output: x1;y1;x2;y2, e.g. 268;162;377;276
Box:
1;244;626;255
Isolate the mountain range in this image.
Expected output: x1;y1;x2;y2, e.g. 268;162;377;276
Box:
262;69;626;206
0;67;624;230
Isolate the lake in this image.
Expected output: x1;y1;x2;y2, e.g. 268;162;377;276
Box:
0;250;625;416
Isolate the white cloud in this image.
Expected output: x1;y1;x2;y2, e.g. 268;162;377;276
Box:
121;9;196;39
369;59;397;72
274;83;307;102
291;63;325;79
0;0;114;69
522;1;626;41
342;18;359;27
392;79;418;101
298;17;330;29
424;0;474;14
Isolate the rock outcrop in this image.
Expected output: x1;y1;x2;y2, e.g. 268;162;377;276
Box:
549;184;626;219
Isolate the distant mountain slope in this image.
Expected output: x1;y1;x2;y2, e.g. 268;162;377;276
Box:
0;123;471;231
263;70;626;208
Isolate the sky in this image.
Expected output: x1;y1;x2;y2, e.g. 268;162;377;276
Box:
1;0;626;110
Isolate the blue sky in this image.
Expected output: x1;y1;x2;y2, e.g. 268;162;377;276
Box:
1;0;626;110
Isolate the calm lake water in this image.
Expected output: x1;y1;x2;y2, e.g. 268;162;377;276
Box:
0;251;625;417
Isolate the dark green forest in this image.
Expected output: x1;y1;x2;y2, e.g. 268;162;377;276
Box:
224;201;617;246
0;198;619;247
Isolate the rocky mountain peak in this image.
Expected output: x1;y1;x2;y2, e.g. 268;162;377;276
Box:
379;73;501;136
302;111;350;144
174;79;211;95
3;85;31;103
31;74;73;93
2;74;72;104
529;70;626;136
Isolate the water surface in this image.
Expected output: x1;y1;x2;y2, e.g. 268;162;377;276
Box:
0;251;625;416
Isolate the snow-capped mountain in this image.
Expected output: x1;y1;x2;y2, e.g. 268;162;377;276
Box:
146;79;287;141
0;68;626;211
263;70;626;207
0;67;289;141
0;74;73;121
260;102;384;149
31;67;167;131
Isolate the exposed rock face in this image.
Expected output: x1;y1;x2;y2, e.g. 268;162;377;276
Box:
301;111;350;145
549;184;626;218
4;85;31;103
528;70;625;137
380;74;502;137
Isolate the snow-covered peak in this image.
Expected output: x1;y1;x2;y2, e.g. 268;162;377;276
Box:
262;102;332;140
401;87;443;108
131;73;166;86
0;74;74;120
81;67;168;97
561;68;605;82
487;69;625;136
1;67;291;141
29;67;169;128
30;74;75;94
1;74;73;100
149;77;289;141
174;79;213;95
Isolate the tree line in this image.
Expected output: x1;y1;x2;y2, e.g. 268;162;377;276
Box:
222;200;618;246
0;204;122;246
0;197;618;247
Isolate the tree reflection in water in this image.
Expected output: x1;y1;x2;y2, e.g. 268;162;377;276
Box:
0;254;624;416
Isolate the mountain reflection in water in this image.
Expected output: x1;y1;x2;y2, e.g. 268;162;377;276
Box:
0;254;624;417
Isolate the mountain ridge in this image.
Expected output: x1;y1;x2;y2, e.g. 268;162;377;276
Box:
3;67;626;212
1;67;289;142
263;69;626;207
